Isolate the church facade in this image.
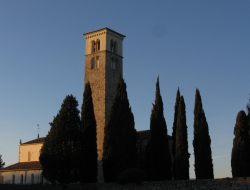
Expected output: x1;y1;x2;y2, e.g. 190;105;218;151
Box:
0;137;45;184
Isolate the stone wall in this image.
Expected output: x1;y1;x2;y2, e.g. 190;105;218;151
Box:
84;50;122;162
84;50;107;161
2;178;250;190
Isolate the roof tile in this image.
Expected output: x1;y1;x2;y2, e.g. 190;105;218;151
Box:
1;161;42;171
22;137;45;145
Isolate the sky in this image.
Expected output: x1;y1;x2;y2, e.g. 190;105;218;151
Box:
0;0;249;179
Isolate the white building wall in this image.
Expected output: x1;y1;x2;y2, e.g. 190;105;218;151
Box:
1;170;42;184
26;170;43;184
19;144;43;162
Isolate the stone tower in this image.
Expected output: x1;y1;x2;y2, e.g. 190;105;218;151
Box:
83;28;125;162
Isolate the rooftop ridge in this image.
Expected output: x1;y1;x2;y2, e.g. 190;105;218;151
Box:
22;137;45;145
83;27;126;38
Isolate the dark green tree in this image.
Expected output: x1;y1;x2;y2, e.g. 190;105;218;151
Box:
144;77;172;181
247;94;250;128
102;76;137;182
231;110;250;177
193;89;214;179
79;82;97;183
175;96;189;180
39;95;81;184
0;155;5;169
172;87;180;179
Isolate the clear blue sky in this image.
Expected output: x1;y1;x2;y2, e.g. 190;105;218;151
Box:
0;0;249;179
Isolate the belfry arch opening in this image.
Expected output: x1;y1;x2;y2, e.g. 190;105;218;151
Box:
110;40;116;53
92;39;100;53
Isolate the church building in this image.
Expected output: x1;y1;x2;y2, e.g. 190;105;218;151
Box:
0;136;45;184
0;28;173;184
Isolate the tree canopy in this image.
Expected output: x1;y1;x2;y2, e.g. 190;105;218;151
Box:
102;76;137;182
175;96;189;180
0;155;5;169
79;82;97;183
172;88;180;179
144;77;172;181
39;95;81;184
231;110;250;177
193;89;214;179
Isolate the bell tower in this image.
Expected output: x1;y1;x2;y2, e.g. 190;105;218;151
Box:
83;28;125;163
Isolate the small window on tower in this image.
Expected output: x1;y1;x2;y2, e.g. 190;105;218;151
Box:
91;58;96;69
96;57;99;68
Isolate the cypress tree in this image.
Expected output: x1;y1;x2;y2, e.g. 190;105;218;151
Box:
172;88;180;179
79;82;97;183
231;110;250;177
247;97;250;128
102;76;137;182
193;89;214;179
144;77;172;181
175;96;189;180
0;155;5;169
40;95;80;184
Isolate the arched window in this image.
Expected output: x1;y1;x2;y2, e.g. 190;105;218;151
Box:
20;174;23;184
28;151;31;161
110;40;117;53
91;41;95;53
92;40;100;53
110;40;114;52
1;176;4;184
96;39;100;51
96;56;99;68
93;41;96;52
31;174;34;184
91;58;96;69
40;173;43;184
12;174;15;184
91;57;100;69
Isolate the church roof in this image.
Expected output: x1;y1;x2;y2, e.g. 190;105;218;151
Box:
22;137;45;145
1;161;42;171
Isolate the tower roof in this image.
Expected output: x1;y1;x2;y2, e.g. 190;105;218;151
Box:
83;27;126;38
